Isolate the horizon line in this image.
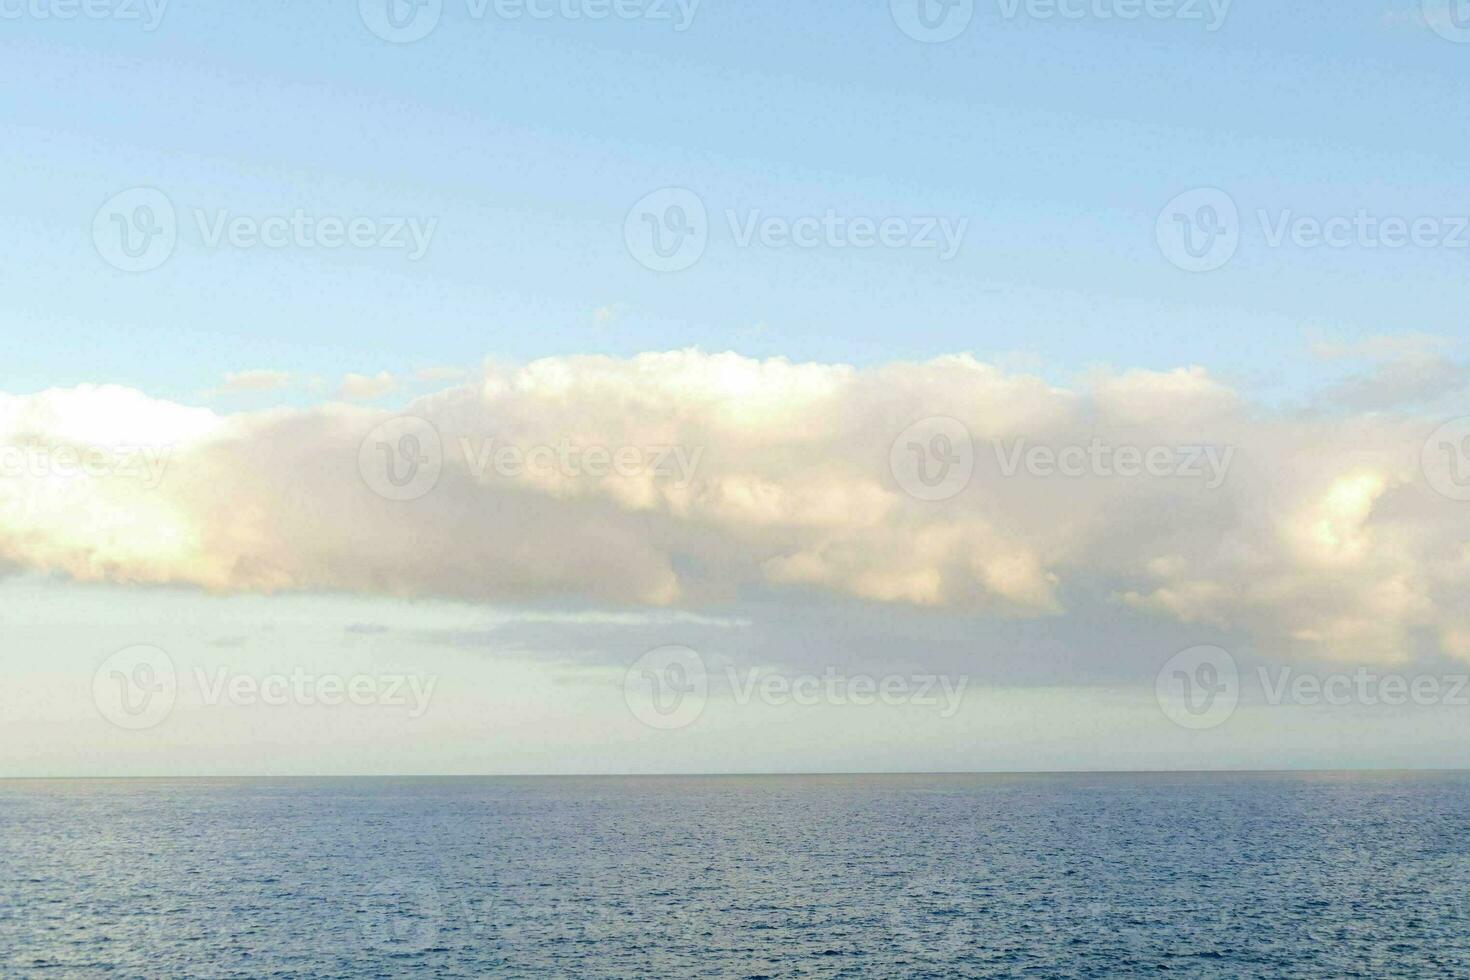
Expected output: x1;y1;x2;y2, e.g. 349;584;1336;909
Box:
5;767;1469;780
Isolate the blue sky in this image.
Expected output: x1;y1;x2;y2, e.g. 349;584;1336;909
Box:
4;1;1470;774
2;0;1466;402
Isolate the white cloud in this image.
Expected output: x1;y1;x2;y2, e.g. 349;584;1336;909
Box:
338;371;397;401
1;351;1467;666
1309;331;1454;363
214;370;293;394
1308;332;1468;411
414;366;469;384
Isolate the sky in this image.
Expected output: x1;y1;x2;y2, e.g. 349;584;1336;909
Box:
1;0;1469;775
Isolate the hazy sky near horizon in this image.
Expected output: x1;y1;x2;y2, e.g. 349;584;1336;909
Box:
2;0;1469;774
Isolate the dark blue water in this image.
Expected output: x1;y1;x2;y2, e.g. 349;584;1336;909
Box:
4;772;1470;977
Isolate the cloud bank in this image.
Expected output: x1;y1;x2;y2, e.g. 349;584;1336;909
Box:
1;350;1467;665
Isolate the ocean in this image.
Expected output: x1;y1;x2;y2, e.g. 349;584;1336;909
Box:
3;772;1469;977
